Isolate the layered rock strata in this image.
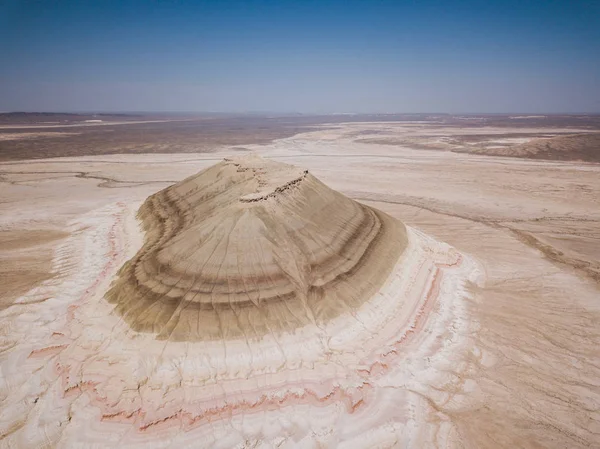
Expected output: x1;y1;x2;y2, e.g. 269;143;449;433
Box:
0;156;482;448
106;156;407;340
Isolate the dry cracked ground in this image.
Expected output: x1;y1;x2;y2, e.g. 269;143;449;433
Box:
1;117;599;448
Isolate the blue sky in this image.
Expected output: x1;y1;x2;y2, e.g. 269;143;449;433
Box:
1;0;599;113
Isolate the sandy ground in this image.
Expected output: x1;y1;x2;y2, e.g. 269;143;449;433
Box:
1;123;599;448
0;132;80;141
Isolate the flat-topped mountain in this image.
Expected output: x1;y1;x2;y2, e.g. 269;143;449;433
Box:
107;155;407;340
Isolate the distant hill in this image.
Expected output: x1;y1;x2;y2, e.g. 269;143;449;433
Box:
0;112;143;125
464;133;600;162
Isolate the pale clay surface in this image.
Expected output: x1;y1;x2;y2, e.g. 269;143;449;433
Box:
0;122;599;448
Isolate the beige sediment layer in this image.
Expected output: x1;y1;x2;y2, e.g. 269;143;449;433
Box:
0;229;68;310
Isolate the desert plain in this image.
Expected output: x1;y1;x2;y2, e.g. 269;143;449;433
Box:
1;114;599;448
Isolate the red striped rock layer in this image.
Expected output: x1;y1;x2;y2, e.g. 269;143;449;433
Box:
0;199;481;448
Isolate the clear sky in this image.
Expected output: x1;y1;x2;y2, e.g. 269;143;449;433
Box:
1;0;599;113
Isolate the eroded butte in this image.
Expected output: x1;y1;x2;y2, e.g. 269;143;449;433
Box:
107;156;407;340
0;155;481;448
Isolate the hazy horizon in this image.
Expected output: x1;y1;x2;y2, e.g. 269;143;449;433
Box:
3;110;600;116
1;0;599;113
